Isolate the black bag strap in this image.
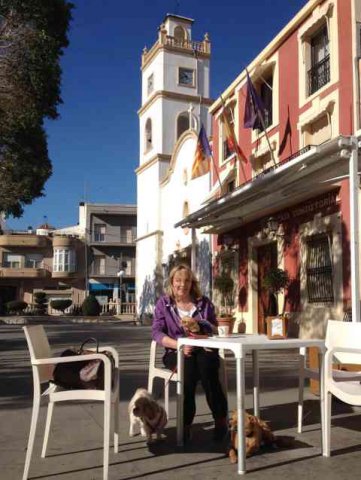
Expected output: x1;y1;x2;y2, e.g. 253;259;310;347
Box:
79;337;99;353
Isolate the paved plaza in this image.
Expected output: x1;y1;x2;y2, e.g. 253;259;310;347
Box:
0;320;360;480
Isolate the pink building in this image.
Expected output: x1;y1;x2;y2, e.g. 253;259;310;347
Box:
177;0;361;337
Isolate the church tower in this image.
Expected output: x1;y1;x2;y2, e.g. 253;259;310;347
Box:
136;14;212;317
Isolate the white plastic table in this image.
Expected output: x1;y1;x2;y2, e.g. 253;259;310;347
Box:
176;334;325;475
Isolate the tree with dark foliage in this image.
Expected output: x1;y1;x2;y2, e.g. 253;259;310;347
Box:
0;0;73;217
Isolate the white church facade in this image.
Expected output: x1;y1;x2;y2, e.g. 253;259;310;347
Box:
135;14;213;317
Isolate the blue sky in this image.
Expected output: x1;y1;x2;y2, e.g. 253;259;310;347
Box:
7;0;307;230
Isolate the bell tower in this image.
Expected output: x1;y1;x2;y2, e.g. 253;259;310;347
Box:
136;14;212;317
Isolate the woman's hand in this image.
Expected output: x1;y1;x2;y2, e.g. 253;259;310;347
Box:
183;345;193;357
188;332;210;339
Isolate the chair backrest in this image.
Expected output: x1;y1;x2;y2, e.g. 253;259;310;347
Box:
23;325;54;383
325;320;361;365
149;340;171;372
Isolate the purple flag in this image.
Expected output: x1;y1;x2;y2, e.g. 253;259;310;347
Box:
243;71;266;130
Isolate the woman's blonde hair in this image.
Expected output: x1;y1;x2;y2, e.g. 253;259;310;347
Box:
165;263;202;300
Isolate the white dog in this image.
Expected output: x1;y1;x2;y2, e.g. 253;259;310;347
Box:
128;388;167;443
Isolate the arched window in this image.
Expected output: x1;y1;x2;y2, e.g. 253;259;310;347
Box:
177;112;189;139
145;118;152;151
174;25;186;45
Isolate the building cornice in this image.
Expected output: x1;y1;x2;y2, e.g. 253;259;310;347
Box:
138;90;213;117
209;0;325;113
135;153;172;175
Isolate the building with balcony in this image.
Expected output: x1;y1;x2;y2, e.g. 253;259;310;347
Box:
78;203;137;304
0;223;85;309
176;0;361;337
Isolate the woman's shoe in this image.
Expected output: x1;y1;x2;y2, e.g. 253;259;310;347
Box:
213;417;228;442
183;425;192;443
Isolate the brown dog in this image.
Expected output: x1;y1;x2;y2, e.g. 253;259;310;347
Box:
181;316;200;334
229;411;290;463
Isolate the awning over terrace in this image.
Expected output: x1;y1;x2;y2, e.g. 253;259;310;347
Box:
175;135;361;323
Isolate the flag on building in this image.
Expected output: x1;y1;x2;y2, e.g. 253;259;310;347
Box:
191;124;212;179
243;71;266;130
222;109;247;163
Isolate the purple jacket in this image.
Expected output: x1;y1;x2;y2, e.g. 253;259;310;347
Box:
152;294;217;348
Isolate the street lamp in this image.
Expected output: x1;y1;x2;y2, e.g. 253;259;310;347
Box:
116;268;125;314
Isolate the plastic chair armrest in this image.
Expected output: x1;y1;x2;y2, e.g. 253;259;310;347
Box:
327;347;361;355
33;353;112;367
85;346;119;367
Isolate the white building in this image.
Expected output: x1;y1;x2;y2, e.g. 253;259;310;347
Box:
136;14;213;317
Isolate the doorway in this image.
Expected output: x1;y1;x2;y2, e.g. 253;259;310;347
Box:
0;286;17;313
257;242;277;333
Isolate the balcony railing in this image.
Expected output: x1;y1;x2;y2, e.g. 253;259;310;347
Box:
91;235;136;245
91;267;135;277
308;55;330;96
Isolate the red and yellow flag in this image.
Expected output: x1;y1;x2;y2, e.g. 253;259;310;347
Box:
191;125;212;179
222;110;247;163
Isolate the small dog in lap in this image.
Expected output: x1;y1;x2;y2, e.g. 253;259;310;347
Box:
128;388;167;443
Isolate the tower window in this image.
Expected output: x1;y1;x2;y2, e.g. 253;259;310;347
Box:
174;25;186;45
178;67;194;87
177;112;189;139
147;73;154;96
145;118;152;151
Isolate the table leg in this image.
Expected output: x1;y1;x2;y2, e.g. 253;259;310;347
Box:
236;355;246;474
252;350;259;417
176;345;184;446
318;350;325;453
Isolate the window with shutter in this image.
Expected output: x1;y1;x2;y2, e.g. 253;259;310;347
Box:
306;233;334;303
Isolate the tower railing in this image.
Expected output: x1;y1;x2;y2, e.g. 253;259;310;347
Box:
142;32;210;68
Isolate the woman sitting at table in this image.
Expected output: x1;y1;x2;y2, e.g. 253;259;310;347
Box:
152;263;228;442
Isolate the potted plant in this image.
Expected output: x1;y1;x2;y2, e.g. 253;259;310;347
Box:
213;273;235;333
262;268;289;297
262;267;289;336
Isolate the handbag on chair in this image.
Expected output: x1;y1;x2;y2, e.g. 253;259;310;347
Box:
52;337;115;390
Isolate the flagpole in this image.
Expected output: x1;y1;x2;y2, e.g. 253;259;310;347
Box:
199;123;223;194
220;95;247;184
255;108;277;168
210;146;223;196
245;69;277;167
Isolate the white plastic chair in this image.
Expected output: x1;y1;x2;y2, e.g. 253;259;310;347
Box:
322;320;361;456
297;325;361;433
148;340;228;417
22;325;120;480
148;340;178;417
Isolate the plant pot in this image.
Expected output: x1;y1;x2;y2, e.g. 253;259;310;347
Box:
217;316;235;334
238;321;246;334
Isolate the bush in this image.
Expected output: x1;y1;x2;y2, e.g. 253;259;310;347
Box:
6;300;28;314
0;297;5;315
69;304;82;316
81;295;101;316
33;291;48;315
50;299;72;313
